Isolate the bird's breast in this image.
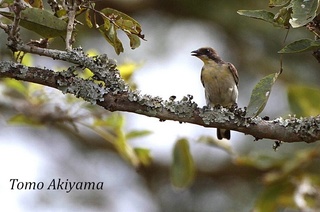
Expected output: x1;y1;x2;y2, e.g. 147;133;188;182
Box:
201;63;238;107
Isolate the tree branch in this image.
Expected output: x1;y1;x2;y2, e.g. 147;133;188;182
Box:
0;56;319;143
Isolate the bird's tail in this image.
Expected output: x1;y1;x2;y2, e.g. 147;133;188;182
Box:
217;128;230;140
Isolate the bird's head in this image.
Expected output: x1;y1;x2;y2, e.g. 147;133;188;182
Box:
191;47;221;63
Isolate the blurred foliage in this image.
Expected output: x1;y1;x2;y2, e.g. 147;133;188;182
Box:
237;147;320;211
90;112;152;167
287;85;320;116
171;138;195;188
198;135;234;156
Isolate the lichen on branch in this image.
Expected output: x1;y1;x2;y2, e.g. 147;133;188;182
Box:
0;46;319;143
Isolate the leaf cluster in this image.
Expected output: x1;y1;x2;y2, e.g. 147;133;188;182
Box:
88;7;145;54
238;0;320;54
0;0;145;54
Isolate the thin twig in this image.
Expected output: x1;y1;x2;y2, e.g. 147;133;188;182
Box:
66;1;77;51
9;0;24;41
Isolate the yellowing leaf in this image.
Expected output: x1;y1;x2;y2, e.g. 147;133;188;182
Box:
99;24;124;55
118;62;141;81
7;114;42;126
171;138;195;188
0;8;67;38
85;9;93;28
86;49;99;57
100;8;144;39
246;73;280;118
14;51;33;66
24;0;43;9
98;7;145;54
3;79;28;96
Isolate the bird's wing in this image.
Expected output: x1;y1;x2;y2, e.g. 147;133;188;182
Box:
200;67;205;87
227;62;239;87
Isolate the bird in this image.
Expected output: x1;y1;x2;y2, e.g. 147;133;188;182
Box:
191;47;239;140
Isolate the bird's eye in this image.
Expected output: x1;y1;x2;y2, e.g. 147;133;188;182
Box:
205;49;210;54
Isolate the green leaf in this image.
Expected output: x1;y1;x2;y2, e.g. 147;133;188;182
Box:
99;24;124;55
237;10;275;23
237;10;287;28
126;130;152;140
0;8;67;38
289;0;319;28
278;39;320;53
171;138;195;188
246;73;280;118
134;148;152;166
287;85;320;116
269;0;291;7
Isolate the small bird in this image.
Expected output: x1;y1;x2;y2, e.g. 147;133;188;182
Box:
191;47;239;140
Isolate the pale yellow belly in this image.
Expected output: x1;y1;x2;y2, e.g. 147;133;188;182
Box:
201;65;238;107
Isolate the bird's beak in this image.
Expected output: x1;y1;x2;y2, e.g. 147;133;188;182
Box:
191;50;200;57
